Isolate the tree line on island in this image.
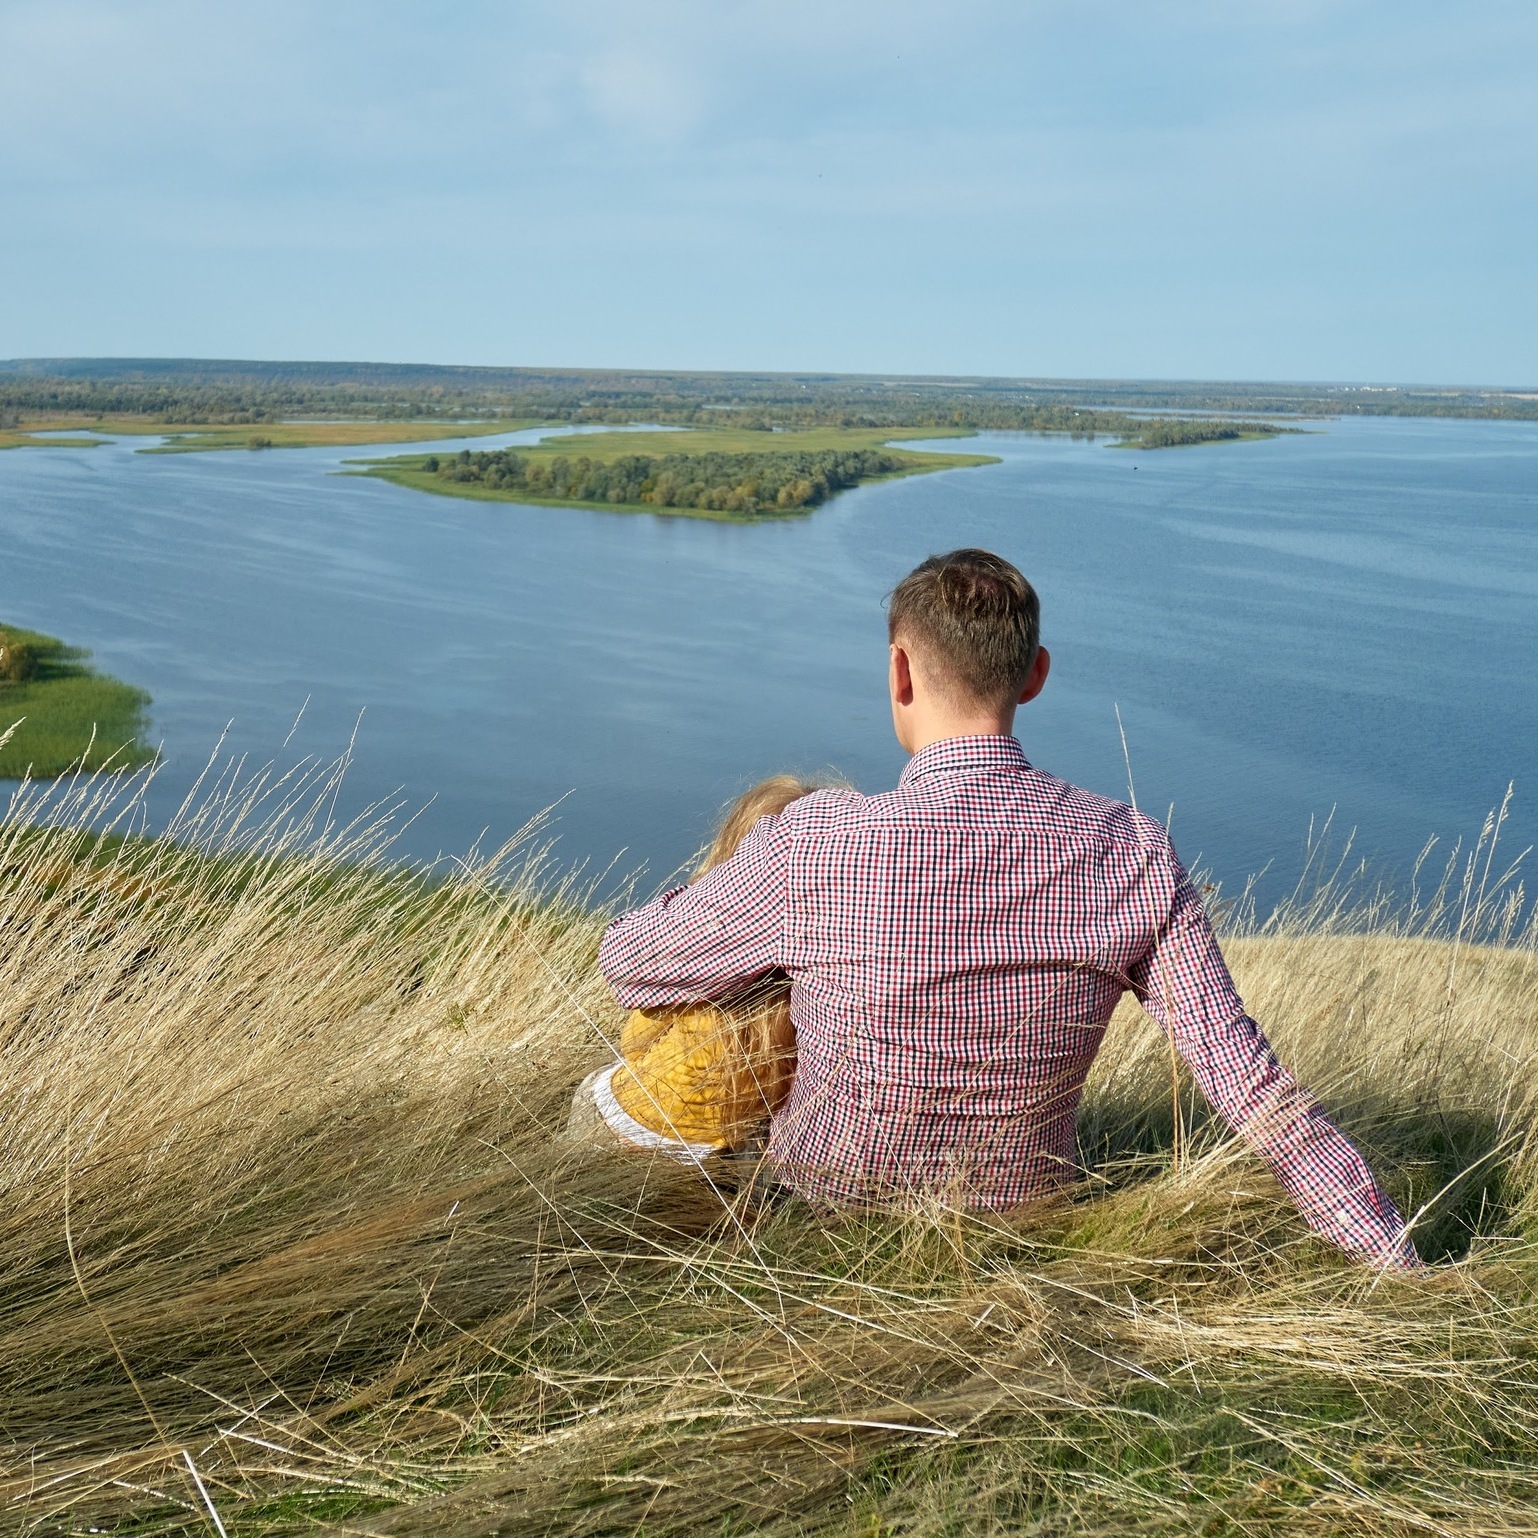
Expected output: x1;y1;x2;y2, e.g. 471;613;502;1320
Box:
1123;419;1268;448
420;446;911;513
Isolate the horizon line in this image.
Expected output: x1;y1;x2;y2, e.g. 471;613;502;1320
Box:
2;356;1535;396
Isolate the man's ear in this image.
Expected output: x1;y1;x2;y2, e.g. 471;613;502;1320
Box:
1017;646;1051;705
890;643;915;707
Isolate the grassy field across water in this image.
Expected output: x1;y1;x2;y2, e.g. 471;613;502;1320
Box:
0;415;552;453
0;758;1534;1536
0;429;109;450
0;622;154;777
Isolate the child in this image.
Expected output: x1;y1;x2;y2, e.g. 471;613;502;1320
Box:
565;776;818;1163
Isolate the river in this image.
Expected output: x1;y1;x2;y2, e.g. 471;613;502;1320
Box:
1;415;1533;906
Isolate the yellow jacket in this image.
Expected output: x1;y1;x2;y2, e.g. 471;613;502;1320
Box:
609;999;795;1150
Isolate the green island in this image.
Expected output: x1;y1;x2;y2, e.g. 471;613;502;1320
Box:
356;425;998;519
0;623;154;778
1114;418;1302;449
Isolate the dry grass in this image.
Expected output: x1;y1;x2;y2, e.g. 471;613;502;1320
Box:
0;761;1534;1536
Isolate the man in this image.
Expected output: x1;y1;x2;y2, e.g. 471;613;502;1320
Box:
599;549;1416;1268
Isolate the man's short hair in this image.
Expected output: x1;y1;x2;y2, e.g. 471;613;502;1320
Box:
887;549;1041;708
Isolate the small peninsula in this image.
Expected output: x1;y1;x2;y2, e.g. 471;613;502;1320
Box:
0;430;108;450
0;624;154;778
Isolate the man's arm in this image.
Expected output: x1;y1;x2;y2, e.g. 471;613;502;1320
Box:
598;811;792;1010
1127;853;1419;1270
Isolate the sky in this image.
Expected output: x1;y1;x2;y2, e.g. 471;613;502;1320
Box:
2;0;1535;383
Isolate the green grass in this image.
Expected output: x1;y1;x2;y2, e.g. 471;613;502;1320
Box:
140;417;552;453
493;424;985;458
0;430;106;449
353;425;999;520
3;414;552;452
0;623;154;777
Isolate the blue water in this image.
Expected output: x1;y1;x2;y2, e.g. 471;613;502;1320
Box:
1;416;1533;900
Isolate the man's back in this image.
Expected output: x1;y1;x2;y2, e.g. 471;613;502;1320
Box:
767;735;1174;1205
600;734;1414;1263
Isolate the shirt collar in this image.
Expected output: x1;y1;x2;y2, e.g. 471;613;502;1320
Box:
898;733;1032;787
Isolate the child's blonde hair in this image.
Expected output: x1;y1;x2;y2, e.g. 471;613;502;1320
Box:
689;774;826;1127
694;774;821;879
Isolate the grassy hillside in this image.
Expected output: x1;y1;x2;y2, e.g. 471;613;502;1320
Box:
0;764;1533;1535
0;622;153;777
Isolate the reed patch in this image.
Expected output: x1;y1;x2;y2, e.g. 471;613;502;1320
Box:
0;622;153;778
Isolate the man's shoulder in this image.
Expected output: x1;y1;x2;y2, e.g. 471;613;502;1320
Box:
774;785;869;833
1016;767;1174;850
777;769;1174;854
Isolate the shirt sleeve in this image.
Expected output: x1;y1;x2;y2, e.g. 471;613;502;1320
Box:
1126;850;1419;1270
598;810;792;1010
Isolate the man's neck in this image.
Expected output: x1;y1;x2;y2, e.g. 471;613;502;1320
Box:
905;718;1017;755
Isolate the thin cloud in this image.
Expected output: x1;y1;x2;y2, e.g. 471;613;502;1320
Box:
0;0;1533;377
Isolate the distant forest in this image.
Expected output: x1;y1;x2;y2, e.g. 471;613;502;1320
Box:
2;358;1533;433
422;446;910;513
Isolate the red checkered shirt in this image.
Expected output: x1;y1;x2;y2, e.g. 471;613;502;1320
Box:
599;735;1416;1267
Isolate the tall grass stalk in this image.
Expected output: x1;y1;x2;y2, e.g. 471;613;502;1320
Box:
0;757;1534;1536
